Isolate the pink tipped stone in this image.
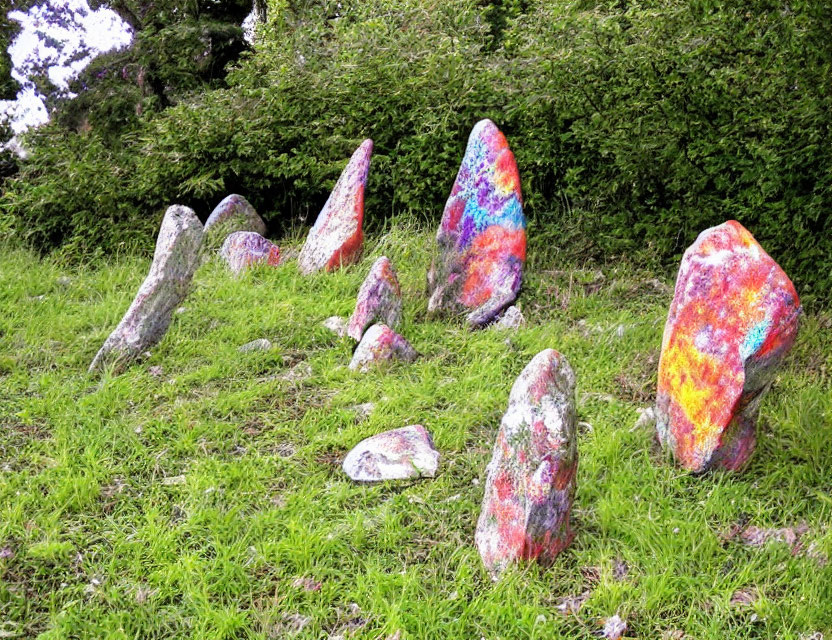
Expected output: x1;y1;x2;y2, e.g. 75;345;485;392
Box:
298;140;373;274
656;221;801;472
475;349;578;577
342;425;440;482
203;194;266;251
347;256;403;341
220;231;281;275
349;324;417;372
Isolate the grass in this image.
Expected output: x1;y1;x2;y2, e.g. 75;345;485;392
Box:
1;224;830;639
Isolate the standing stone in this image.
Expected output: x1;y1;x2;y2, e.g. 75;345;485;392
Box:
427;119;526;327
342;425;440;482
349;324;417;372
220;231;281;275
475;349;577;577
347;256;403;341
203;194;267;252
298;140;373;274
89;205;203;372
656;221;801;472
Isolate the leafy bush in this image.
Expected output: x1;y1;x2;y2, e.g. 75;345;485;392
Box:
3;0;832;304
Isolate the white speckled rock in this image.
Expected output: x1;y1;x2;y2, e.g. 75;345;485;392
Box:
343;425;440;482
220;231;281;275
349;324;417;372
491;305;525;330
90;205;203;372
238;338;272;353
298;140;373;274
347;256;402;341
203;194;266;252
322;316;349;338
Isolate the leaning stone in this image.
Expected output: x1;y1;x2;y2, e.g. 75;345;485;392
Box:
342;425;439;481
491;305;525;330
239;338;272;353
656;221;801;472
322;316;349;338
349;324;417;372
347;256;402;341
220;231;281;275
203;194;266;252
427;119;526;327
475;349;577;577
89;205;203;373
298;140;373;274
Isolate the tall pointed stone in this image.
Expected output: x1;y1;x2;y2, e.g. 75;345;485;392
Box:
203;194;266;252
656;221;801;472
475;349;577;577
298;140;373;274
347;256;402;341
427;119;526;327
89;206;203;372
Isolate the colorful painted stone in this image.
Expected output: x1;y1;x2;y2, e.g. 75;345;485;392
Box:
475;349;577;577
298;139;373;274
427;119;526;327
342;425;440;482
220;231;281;275
349;323;417;372
347;256;403;341
656;221;801;472
89;205;203;372
203;194;266;252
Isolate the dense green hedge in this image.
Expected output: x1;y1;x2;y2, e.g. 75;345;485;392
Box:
3;0;832;304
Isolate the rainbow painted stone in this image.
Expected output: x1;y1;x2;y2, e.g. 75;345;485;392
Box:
298;140;373;275
475;349;577;577
656;221;801;472
349;323;417;372
342;425;440;482
220;231;281;275
347;256;402;341
427;119;526;327
203;194;266;252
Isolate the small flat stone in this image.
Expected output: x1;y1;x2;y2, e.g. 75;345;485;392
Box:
491;305;525;330
342;425;440;482
323;316;349;338
239;338;272;353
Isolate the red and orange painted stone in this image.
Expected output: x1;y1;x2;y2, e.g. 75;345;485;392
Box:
475;349;577;577
656;221;801;472
428;119;526;327
220;231;281;275
347;256;402;341
298;139;373;275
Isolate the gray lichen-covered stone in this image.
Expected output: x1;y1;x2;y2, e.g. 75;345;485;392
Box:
238;338;272;353
347;256;402;341
342;425;440;482
322;316;349;338
89;205;203;372
491;305;525;330
349;324;417;372
203;194;266;252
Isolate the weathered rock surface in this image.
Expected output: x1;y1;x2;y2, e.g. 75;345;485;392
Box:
239;338;272;353
349;324;417;372
656;221;801;472
89;205;203;372
491;305;525;330
203;194;266;251
427;119;526;327
342;425;439;481
298;140;373;274
475;349;577;576
220;231;281;275
347;256;402;341
323;315;349;338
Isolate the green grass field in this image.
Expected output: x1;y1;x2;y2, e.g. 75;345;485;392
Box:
1;226;830;639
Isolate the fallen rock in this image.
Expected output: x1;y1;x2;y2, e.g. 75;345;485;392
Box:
347;256;403;340
323;316;349;338
491;305;525;330
656;221;801;472
475;349;577;576
349;324;417;372
89;205;203;372
342;425;439;481
239;338;272;353
203;194;266;252
600;615;628;640
220;231;281;275
298;140;373;274
427;119;526;327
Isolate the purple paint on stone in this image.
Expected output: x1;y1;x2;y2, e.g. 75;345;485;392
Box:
220;231;281;275
349;324;417;372
347;256;403;341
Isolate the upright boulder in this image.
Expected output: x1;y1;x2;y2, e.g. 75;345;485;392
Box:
90;206;203;372
203;194;266;252
427;119;526;327
475;349;577;577
347;256;402;341
298;140;373;274
342;425;440;482
656;221;801;472
349;324;417;372
220;231;281;275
